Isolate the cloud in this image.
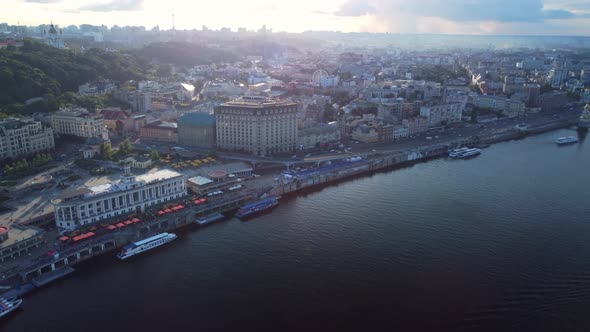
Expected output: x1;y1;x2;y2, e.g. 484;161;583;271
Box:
340;0;581;22
23;0;61;3
80;0;143;12
334;0;376;17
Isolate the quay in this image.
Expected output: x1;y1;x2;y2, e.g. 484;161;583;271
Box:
0;113;580;296
31;266;75;287
0;190;257;295
270;117;577;196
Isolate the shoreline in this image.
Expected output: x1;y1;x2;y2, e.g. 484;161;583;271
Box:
0;116;583;298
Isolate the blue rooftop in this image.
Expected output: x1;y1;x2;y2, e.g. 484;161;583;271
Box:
178;112;215;127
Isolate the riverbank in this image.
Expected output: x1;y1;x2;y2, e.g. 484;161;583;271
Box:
4;126;589;332
0;114;581;297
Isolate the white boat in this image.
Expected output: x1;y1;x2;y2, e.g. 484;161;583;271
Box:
0;297;23;318
457;148;481;158
117;233;177;260
448;147;470;158
449;147;480;158
555;136;579;145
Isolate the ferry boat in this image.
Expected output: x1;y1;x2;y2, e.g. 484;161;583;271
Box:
456;148;481;158
235;197;279;220
449;147;481;158
196;213;224;226
448;147;470;158
117;233;177;260
555;136;579;145
0;297;23;319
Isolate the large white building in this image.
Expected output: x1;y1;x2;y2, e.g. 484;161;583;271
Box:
420;103;463;127
51;107;107;139
0;118;55;160
52;168;186;230
215;95;298;156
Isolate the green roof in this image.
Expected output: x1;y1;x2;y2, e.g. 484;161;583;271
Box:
178;113;215;127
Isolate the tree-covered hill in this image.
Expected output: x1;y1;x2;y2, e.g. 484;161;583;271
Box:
0;39;150;113
135;42;238;66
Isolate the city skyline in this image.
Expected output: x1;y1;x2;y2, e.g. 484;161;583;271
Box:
4;0;590;36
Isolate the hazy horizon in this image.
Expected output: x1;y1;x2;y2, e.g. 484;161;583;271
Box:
5;0;590;37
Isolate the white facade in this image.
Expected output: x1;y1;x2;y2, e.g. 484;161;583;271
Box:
298;125;340;150
51;108;106;138
0;118;55;160
420;103;463;127
52;169;186;230
44;23;65;49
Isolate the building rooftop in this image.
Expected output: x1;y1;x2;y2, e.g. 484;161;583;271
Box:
54;107;103;120
188;176;214;186
135;169;181;184
55;169;183;202
221;95;297;109
0;225;43;250
143;121;178;130
0;117;43;129
178;112;215;127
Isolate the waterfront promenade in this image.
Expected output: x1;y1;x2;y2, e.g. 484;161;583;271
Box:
0;107;582;293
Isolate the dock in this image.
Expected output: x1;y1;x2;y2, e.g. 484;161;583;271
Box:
196;213;225;226
0;283;35;299
31;267;75;287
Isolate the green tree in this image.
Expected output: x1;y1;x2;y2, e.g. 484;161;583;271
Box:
100;142;113;160
119;138;133;155
149;149;160;161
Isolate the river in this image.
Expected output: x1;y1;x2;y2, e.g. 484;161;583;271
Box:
2;128;590;332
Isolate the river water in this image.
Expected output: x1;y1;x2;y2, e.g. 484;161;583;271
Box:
2;128;590;332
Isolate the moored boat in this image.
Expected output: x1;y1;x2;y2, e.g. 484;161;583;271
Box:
117;233;177;260
0;297;23;319
555;136;578;145
235;197;279;220
449;147;481;158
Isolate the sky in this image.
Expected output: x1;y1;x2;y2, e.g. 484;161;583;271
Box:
4;0;590;35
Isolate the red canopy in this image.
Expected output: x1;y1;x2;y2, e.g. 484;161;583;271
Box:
194;200;200;205
124;220;133;225
158;211;165;215
177;205;184;209
59;236;70;241
199;198;207;203
164;209;172;213
116;223;125;228
132;218;140;223
107;225;117;230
